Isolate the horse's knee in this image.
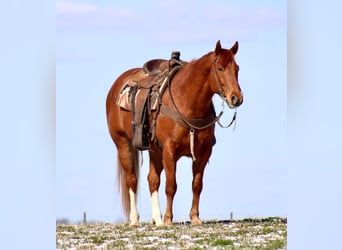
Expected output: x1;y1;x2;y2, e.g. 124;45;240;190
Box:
165;182;177;197
192;177;203;193
148;173;160;192
126;174;138;192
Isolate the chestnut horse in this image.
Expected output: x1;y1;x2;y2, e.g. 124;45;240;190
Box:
106;40;243;226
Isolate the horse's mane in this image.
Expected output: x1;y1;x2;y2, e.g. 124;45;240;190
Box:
188;51;213;65
187;49;234;68
181;52;213;75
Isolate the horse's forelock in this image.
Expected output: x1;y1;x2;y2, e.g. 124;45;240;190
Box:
216;50;234;67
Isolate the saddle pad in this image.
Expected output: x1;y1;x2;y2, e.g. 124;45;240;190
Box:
116;84;132;111
116;83;159;111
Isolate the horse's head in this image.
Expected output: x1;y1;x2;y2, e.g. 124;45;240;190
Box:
211;40;243;108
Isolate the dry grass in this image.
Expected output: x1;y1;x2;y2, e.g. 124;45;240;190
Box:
56;217;287;249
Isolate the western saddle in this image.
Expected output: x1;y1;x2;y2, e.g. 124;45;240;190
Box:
116;51;186;150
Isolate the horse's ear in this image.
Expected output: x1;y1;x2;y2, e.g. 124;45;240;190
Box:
231;41;239;55
215;40;222;55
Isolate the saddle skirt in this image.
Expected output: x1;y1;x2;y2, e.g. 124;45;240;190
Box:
116;68;169;112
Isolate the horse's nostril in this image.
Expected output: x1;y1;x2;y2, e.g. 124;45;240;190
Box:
231;95;238;106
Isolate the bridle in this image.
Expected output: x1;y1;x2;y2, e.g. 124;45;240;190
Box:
211;56;237;129
212;56;228;105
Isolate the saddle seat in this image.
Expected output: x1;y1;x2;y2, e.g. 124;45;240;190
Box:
143;59;168;76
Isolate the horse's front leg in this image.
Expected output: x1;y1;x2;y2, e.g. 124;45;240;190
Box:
190;146;212;225
148;150;164;226
162;144;177;225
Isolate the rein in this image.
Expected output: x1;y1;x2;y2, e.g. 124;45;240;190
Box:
167;86;223;130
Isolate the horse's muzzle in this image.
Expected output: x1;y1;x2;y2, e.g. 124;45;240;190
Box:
229;94;243;108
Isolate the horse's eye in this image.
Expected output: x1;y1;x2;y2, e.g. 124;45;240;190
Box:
218;66;224;72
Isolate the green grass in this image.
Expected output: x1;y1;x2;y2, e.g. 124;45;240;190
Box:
90;235;106;245
266;239;286;249
259;227;274;235
212;238;234;246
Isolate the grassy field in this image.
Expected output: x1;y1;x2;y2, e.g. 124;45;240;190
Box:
56;217;287;249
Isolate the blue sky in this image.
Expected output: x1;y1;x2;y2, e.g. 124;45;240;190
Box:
2;1;342;249
56;0;287;223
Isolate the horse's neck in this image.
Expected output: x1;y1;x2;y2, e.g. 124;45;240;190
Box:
169;55;215;118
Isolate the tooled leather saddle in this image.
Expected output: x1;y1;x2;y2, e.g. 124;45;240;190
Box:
116;51;186;150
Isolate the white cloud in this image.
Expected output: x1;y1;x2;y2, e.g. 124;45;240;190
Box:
56;1;143;31
56;1;98;14
56;1;286;43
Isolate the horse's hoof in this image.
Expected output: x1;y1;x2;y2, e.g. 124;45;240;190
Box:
155;220;164;227
152;217;164;227
129;221;139;227
164;219;173;226
191;217;202;225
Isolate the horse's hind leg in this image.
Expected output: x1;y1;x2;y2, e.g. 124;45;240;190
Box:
116;139;140;226
147;150;163;226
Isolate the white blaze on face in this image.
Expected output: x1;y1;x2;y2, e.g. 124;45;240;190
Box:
129;188;139;225
151;191;163;226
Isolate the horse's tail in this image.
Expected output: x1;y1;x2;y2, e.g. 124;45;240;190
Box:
116;149;140;220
